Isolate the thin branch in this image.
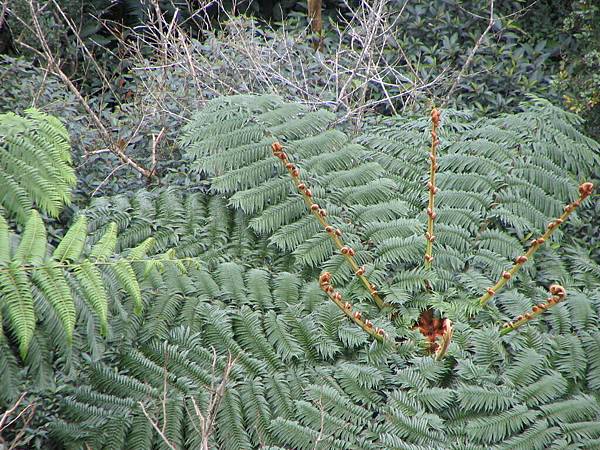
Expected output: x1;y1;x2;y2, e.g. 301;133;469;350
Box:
91;163;127;197
0;393;37;450
445;0;495;102
49;0;121;106
191;351;236;450
25;0;154;180
0;1;8;31
0;393;27;431
151;127;166;176
6;404;36;450
312;398;326;450
138;402;177;450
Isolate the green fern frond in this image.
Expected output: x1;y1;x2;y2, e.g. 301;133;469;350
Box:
31;263;76;343
456;385;517;413
497;420;560;450
0;261;36;357
53;215;88;262
0;109;75;223
14;210;46;265
465;404;538;444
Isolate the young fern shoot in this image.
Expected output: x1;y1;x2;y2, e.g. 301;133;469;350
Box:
500;284;567;336
479;182;594;306
318;272;386;342
424;108;441;268
271;113;595;355
271;142;385;309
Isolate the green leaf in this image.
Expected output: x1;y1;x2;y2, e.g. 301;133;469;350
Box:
53;215;88;262
114;260;142;315
89;222;117;260
15;210;46;265
0;215;10;264
32;263;76;343
74;260;108;335
0;261;36;357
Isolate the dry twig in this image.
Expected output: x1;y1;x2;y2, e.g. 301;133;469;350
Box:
0;393;37;450
445;0;495;102
191;351;236;450
22;0;155;180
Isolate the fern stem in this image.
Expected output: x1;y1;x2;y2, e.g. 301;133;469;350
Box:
318;272;385;342
424;108;441;269
479;182;594;306
499;284;566;336
271;142;385;309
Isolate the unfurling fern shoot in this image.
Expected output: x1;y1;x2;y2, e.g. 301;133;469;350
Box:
424;107;441;268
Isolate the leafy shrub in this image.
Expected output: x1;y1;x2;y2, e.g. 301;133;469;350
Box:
385;0;560;113
555;0;600;139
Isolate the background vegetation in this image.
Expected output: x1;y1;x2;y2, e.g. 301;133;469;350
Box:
0;0;599;448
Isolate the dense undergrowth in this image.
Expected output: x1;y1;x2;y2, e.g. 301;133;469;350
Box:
1;94;600;449
1;1;600;449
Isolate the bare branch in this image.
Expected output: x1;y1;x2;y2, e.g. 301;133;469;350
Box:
191;350;236;450
25;0;154;180
6;404;36;450
0;393;37;450
0;393;27;432
138;401;178;450
445;0;495;102
151;127;166;176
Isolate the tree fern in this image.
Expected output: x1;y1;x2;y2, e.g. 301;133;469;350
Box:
0;109;75;224
5;96;600;448
46;256;600;448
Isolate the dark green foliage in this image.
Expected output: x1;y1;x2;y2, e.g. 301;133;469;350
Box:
556;0;600;139
49;262;600;449
388;1;562;113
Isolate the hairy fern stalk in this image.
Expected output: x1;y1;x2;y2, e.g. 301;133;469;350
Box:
2;97;600;449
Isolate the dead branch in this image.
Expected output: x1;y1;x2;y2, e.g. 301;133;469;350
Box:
445;0;495;102
0;393;27;432
138;401;178;450
0;393;37;450
191;350;236;450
